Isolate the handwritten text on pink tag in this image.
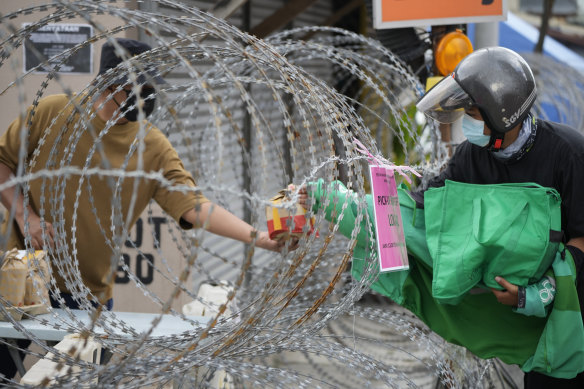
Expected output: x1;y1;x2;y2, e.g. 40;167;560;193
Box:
369;165;409;272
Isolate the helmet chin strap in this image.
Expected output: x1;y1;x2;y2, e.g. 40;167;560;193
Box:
478;109;505;152
488;130;505;152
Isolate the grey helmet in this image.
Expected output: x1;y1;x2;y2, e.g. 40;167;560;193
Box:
417;47;537;150
455;47;536;142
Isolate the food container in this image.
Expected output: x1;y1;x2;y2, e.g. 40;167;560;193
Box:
266;190;316;240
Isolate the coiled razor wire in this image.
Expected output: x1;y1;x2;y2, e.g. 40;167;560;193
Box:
2;1;580;388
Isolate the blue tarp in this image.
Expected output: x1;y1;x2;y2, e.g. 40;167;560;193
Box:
468;12;584;123
468;12;584;73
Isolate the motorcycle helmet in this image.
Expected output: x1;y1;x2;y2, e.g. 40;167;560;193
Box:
416;47;537;151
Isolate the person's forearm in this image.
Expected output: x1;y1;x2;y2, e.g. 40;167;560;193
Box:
0;162;27;220
181;202;258;244
514;275;556;317
566;236;584;284
0;162;56;249
306;179;370;246
567;236;584;253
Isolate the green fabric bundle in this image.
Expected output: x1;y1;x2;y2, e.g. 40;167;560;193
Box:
308;179;584;378
425;180;562;305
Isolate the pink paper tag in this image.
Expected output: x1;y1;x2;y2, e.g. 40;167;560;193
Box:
369;165;409;272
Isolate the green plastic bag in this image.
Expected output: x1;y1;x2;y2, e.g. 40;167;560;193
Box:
308;179;584;378
424;180;562;305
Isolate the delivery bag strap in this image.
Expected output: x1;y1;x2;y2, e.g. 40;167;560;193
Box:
549;230;564;243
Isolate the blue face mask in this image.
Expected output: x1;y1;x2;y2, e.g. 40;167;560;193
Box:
462;113;490;147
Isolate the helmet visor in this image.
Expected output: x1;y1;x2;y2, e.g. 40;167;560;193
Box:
416;75;474;123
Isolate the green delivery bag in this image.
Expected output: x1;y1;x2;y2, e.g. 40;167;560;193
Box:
424;180;562;305
307;179;584;378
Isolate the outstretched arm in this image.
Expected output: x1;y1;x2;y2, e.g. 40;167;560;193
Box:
181;202;284;252
298;180;372;241
0;162;54;249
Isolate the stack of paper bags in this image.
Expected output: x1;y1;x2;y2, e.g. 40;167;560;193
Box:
0;249;50;320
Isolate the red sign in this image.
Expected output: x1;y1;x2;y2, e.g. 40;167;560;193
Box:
373;0;507;29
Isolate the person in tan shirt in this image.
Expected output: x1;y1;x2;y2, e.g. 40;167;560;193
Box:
0;38;287;383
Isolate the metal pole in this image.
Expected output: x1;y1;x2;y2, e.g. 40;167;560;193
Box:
474;22;499;49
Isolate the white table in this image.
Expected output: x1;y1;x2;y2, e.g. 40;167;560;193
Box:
0;309;210;341
0;309;210;376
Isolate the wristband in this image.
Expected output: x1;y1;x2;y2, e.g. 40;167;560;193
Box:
517;286;526;309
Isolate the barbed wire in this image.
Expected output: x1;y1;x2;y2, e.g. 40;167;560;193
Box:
3;1;579;387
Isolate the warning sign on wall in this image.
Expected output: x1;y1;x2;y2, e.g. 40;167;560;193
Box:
23;23;93;74
372;0;508;29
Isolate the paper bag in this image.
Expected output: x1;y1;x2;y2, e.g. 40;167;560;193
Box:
23;251;50;311
0;249;27;307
